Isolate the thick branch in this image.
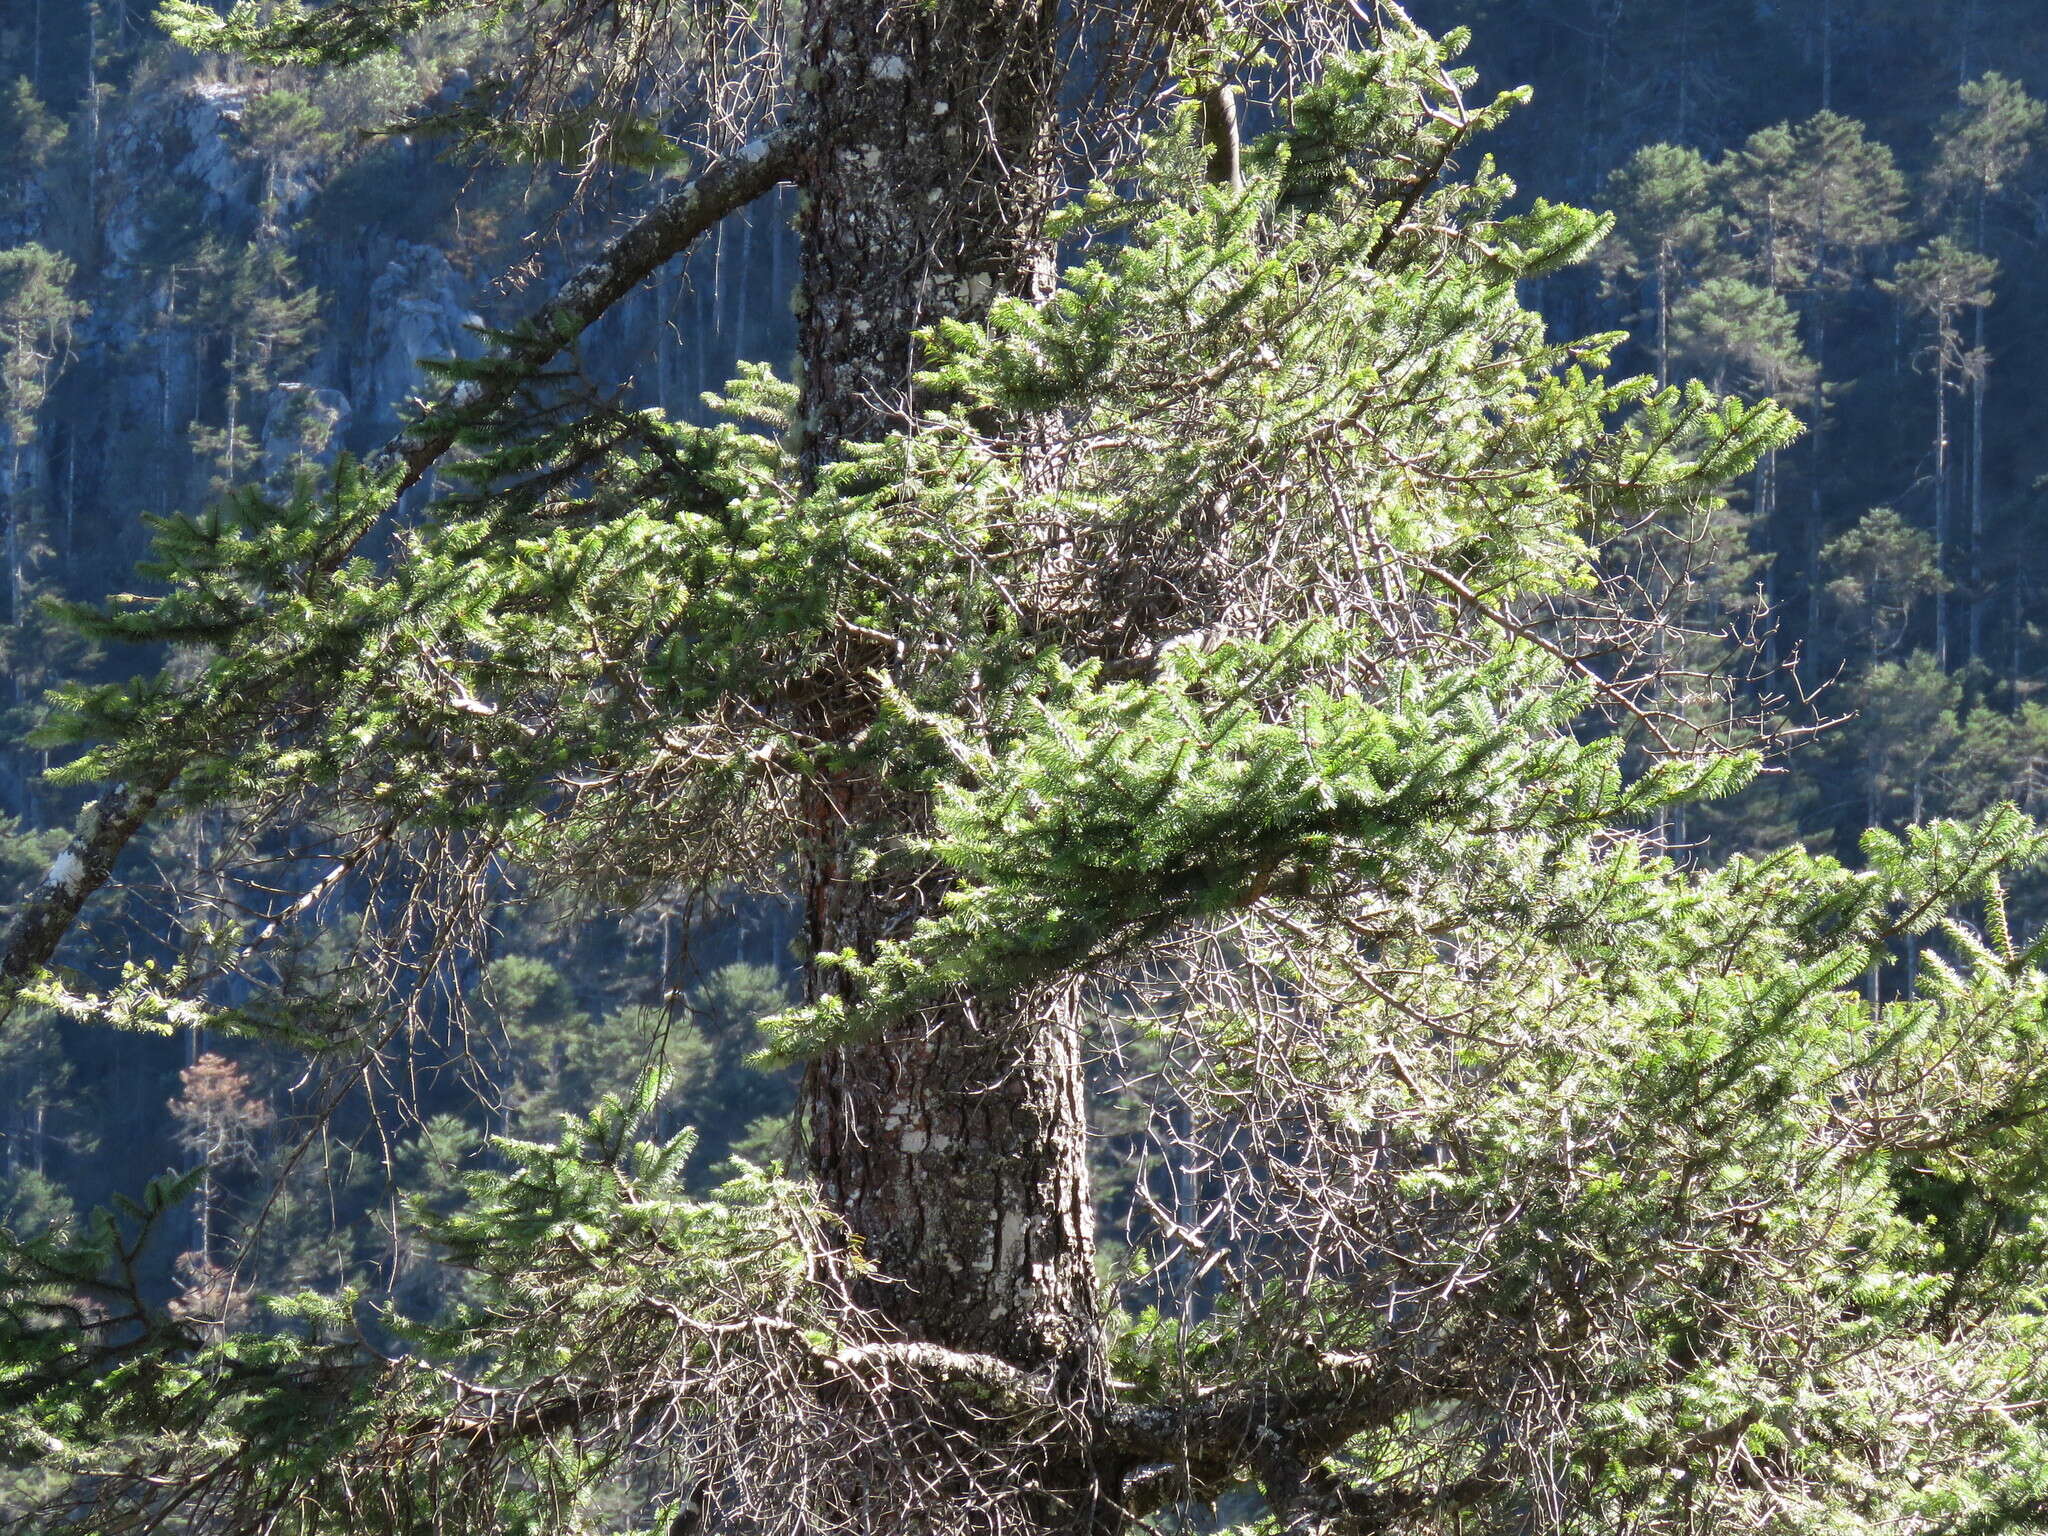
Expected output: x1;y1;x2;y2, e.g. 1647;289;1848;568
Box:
822;1339;1052;1410
423;1332;1053;1447
0;125;805;1010
1103;1368;1426;1517
0;778;169;1002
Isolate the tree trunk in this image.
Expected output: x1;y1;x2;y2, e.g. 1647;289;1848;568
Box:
225;332;241;484
1968;196;1989;667
1968;357;1986;665
1819;0;1833;110
793;0;1058;467
790;0;1109;1525
1933;340;1950;669
1804;311;1826;685
1654;243;1670;392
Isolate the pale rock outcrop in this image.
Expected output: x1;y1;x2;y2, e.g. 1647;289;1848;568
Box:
354;242;484;432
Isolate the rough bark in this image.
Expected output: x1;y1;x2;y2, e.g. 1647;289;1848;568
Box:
803;974;1099;1373
789;0;1109;1524
793;0;1058;465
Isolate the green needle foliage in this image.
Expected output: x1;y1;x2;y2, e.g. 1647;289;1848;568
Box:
14;19;2048;1536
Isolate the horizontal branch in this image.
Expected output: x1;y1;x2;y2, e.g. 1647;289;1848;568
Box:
820;1339;1053;1411
422;1328;1054;1448
0;125;806;1013
1102;1358;1433;1520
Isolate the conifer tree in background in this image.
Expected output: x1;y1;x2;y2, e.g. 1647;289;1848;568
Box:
1820;505;1949;666
1881;234;1997;668
0;1000;85;1189
1845;649;1965;826
164;1050;271;1278
239;87;335;231
7;6;2048;1536
1669;273;1813;564
1715;112;1905;663
1820;507;1956;827
1928;72;2044;665
0;246;81;624
1600;143;1719;389
0;83;66;247
1583;71;2047;848
0;243;84;823
1669;273;1814;400
186;239;320;494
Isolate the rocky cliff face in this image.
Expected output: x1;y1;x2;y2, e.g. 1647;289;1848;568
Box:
16;50;793;606
61;68;488;520
352;241;482;436
100;79;268;260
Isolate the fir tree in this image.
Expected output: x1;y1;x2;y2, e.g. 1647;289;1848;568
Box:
0;243;84;822
1844;650;1963;827
1931;73;2045;223
0;243;82;627
186;238;320;495
7;11;2048;1536
1821;505;1949;664
1669;272;1814;398
1717;113;1906;297
166;1050;272;1275
0;81;65;246
1718;112;1906;665
239;88;336;229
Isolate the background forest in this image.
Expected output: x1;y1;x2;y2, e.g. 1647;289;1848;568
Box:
0;0;2046;1472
